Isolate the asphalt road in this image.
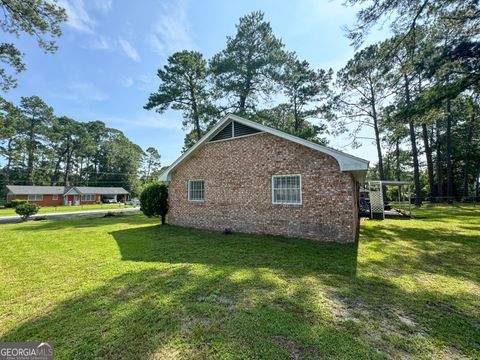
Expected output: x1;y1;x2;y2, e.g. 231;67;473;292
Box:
0;207;141;224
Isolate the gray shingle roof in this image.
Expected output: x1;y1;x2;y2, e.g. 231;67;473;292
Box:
74;187;129;195
6;185;65;195
6;185;129;195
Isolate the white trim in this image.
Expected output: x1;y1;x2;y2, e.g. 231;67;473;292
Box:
64;187;80;196
187;179;205;202
159;114;369;183
52;194;58;200
272;174;302;205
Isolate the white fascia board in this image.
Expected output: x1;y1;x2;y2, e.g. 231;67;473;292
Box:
64;187;82;196
159;114;369;181
159;114;234;181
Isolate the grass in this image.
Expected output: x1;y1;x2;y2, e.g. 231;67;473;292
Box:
0;205;479;359
0;203;135;217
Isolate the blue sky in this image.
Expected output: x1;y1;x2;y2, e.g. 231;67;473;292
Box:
3;0;386;166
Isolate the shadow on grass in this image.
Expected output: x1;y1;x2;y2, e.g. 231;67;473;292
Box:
2;267;478;358
1;268;381;359
111;224;359;277
9;213;154;232
2;209;479;358
361;224;480;283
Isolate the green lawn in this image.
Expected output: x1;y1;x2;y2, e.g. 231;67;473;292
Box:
0;203;134;216
0;205;479;359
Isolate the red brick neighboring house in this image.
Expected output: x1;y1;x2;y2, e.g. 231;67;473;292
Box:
160;114;369;243
5;186;129;207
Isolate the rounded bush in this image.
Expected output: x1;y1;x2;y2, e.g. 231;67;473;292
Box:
10;199;28;208
15;203;39;221
140;182;169;224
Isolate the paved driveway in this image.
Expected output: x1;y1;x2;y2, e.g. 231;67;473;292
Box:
0;207;141;224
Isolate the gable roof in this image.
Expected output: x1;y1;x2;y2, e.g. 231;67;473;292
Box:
6;185;65;195
6;185;129;195
74;187;129;195
159;114;369;182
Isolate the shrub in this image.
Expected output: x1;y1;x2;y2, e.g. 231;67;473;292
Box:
15;203;39;221
140;182;168;224
10;199;28;208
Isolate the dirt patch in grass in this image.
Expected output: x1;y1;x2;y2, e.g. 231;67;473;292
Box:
272;335;323;359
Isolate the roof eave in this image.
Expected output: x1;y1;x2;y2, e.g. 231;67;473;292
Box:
160;114;370;181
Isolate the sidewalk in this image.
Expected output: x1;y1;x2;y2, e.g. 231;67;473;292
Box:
0;207;141;224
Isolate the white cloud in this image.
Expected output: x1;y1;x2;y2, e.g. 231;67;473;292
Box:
52;82;108;103
137;75;156;92
118;38;140;62
87;35;113;50
106;114;183;130
93;0;112;13
58;0;96;33
121;77;134;87
148;0;194;57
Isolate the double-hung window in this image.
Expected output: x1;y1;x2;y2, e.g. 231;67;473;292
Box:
28;194;43;201
188;180;204;201
81;194;95;201
272;174;302;205
52;195;58;200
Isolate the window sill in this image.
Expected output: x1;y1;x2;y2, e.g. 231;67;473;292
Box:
272;202;302;206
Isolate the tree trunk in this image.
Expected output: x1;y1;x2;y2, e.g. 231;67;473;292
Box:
63;147;73;187
476;173;480;198
27;121;36;185
51;154;64;186
188;81;202;141
369;82;386;201
462;105;476;197
436;118;444;198
404;74;422;205
4;138;13;185
395;138;402;199
293;97;300;132
78;157;84;185
446;99;453;198
409;121;422;205
422;123;435;198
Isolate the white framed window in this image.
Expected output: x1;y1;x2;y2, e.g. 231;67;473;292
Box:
272;174;302;205
81;194;95;201
188;180;204;202
52;195;58;200
28;194;43;201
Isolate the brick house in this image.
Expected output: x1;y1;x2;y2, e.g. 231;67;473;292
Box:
5;186;129;206
160;114;369;243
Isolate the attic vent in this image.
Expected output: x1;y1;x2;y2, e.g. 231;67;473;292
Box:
233;121;261;137
210;121;262;142
210;122;233;141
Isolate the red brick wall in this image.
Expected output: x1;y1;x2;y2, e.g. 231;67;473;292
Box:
79;194;101;204
6;194;64;207
169;132;360;242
